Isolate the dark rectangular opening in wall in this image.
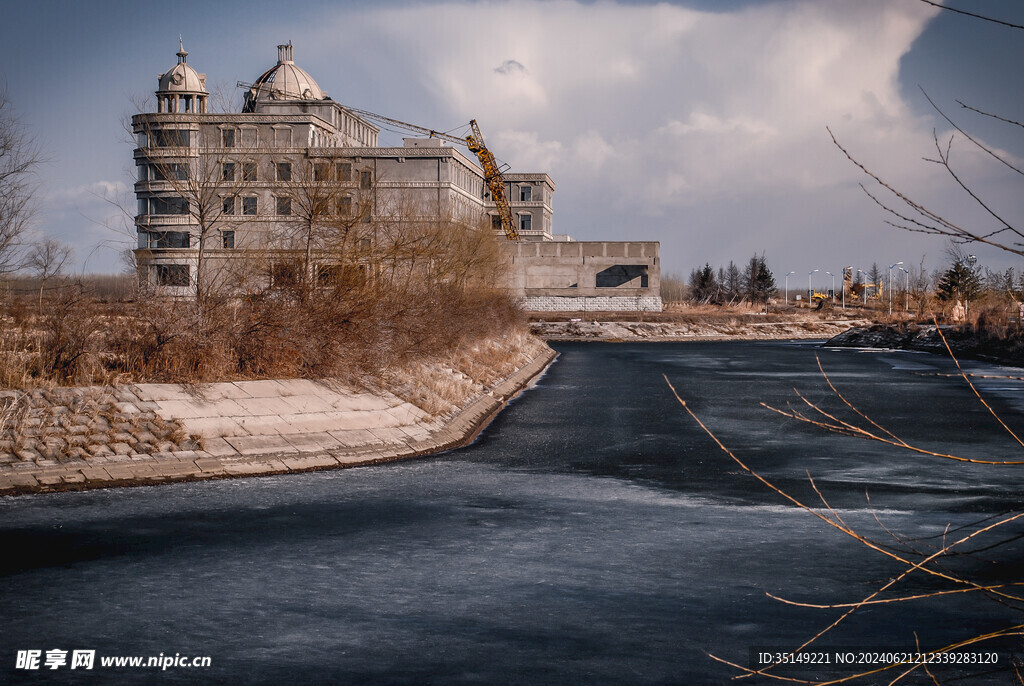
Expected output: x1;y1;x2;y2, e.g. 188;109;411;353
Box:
156;264;189;287
270;262;299;288
152;231;191;249
596;264;648;288
150;196;189;215
152;129;190;148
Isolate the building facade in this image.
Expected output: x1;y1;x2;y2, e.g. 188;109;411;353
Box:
133;43;660;310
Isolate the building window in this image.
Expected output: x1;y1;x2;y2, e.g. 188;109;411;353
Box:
136;132;148;148
150;196;189;215
152;231;191;249
520;185;532;202
222;197;236;216
270;262;298;288
240;127;257;147
596;264;649;289
519;214;532;233
156;264;190;287
276;162;292;182
137;164;148;181
222;162;236;182
314;162;330;182
242;196;258;216
221;231;235;250
276;196;292;216
222;129;236;148
242;162;258;181
337;162;352;181
316;264;340;286
490;215;502;231
360;170;372;189
152;163;188;181
151;129;190;148
274;127;293;147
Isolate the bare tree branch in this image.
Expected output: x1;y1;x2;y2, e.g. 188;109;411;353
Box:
916;0;1024;31
0;87;42;275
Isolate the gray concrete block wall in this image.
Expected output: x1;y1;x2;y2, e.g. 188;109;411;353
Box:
501;240;662;305
521;295;663;312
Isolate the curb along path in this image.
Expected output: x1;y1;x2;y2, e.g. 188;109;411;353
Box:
0;347;557;495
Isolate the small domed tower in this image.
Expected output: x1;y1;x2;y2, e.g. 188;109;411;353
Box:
156;39;208;114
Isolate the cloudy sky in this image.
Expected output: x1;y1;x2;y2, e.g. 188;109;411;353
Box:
3;0;1024;284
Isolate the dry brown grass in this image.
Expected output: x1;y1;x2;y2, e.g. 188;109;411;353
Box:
0;278;531;394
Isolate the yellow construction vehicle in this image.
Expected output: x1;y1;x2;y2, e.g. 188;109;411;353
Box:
336;106;518;241
850;282;883;300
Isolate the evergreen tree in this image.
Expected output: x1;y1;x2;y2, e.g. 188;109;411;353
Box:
867;262;883;293
742;255;760;303
724;261;742;303
688;263;719;303
752;255;777;313
936;259;981;304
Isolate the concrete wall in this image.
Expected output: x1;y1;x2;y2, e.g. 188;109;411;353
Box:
501;241;662;311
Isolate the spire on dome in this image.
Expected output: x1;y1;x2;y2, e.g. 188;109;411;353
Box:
277;41;293;64
177;36;188;64
243;42;327;112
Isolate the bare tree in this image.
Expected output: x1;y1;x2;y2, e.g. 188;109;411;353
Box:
133;118;263;304
830;92;1024;260
0;88;41;275
271;156;370;301
25;237;72;313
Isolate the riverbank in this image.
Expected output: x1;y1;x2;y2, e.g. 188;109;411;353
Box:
825;322;1024;365
0;335;556;495
532;315;870;341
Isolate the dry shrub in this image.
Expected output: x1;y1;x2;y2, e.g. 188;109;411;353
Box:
1;216;537;389
386;362;481;417
385;323;541;417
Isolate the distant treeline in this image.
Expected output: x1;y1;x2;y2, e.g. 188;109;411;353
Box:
677;254;777;306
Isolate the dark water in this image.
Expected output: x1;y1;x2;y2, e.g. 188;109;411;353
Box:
2;341;1023;684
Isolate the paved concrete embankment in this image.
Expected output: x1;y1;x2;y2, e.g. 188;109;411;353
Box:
0;347;557;495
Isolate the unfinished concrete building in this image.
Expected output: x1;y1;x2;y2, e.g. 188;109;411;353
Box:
132;42;661;311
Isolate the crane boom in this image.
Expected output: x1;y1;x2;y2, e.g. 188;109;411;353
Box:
338;106;519;241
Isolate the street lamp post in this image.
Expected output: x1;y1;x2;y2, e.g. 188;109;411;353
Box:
900;267;910;312
825;271;836;304
808;269;819;305
841;266;851;309
785;271;795;305
965;255;978;319
888;261;904;315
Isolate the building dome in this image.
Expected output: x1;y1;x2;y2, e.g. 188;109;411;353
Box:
156;40;208;113
243;43;327;112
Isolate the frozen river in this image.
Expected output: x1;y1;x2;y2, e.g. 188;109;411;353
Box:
2;341;1023;684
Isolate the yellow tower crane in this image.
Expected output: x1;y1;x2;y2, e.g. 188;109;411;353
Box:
336;106;519;241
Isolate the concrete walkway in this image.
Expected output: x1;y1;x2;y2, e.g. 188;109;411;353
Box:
0;347;557;494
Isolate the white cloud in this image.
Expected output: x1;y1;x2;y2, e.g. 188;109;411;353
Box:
274;1;1023;272
38;180;135;273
